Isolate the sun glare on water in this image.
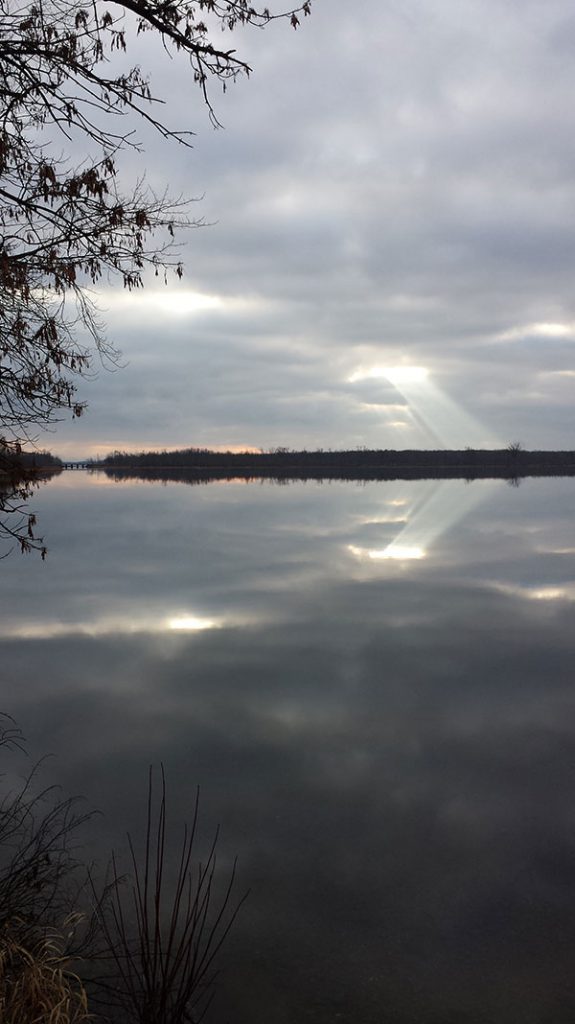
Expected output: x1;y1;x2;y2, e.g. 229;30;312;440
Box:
166;615;218;631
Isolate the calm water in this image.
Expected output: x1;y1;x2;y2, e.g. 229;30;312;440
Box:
2;471;575;1022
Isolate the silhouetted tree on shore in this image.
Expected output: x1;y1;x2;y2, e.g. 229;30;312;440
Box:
0;448;62;557
0;0;312;455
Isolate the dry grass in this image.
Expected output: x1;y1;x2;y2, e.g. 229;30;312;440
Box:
0;721;243;1023
0;925;92;1023
0;718;96;1021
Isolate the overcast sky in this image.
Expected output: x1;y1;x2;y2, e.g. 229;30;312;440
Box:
47;0;575;457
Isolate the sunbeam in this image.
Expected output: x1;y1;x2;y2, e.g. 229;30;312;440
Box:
350;365;501;449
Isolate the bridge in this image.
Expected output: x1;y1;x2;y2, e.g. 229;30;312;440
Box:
62;461;90;470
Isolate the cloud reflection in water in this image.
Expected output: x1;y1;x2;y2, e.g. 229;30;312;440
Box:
2;474;575;1022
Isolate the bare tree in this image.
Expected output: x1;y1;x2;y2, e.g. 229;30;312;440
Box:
0;0;312;453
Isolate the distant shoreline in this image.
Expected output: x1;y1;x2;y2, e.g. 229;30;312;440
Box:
88;448;575;483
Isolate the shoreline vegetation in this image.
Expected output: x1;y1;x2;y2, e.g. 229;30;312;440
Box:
0;448;63;556
90;446;575;483
0;446;62;480
2;444;574;555
0;719;241;1024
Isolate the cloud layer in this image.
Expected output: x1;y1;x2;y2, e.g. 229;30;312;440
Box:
47;0;575;456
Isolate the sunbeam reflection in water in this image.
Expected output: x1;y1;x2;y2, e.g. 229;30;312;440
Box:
348;478;497;564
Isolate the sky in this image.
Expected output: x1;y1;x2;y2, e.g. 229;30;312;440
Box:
43;0;575;458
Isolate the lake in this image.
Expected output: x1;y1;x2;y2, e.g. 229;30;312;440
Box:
2;470;575;1022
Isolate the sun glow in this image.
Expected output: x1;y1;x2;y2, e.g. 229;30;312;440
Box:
379;544;426;560
382;366;429;385
0;611;223;638
349;363;500;449
349;365;429;384
349;543;426;561
166;615;218;631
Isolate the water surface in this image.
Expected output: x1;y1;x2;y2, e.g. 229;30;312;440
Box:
1;472;575;1022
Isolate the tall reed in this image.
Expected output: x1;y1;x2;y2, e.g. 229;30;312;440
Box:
0;718;244;1022
93;766;246;1023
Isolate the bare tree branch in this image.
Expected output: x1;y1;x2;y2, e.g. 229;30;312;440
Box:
0;0;312;454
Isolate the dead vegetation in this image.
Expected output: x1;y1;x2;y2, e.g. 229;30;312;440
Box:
0;926;91;1024
0;718;242;1023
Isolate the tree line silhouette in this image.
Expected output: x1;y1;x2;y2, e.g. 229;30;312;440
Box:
91;446;575;484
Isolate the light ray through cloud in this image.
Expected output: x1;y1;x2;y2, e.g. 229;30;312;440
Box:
350;366;502;449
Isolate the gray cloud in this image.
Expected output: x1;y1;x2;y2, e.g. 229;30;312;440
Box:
43;0;575;456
